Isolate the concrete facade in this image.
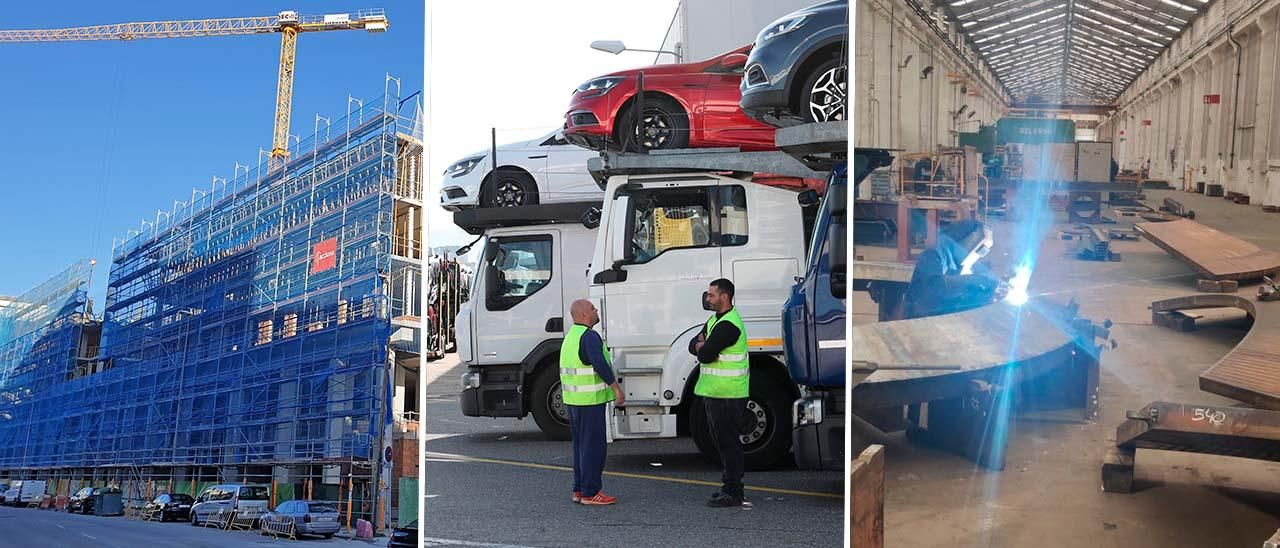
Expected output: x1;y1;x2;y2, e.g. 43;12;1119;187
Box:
854;0;1011;196
1099;0;1280;206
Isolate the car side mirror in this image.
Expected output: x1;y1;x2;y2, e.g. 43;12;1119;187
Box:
721;53;748;69
483;240;500;263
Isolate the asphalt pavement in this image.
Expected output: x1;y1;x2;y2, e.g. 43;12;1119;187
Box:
0;504;387;547
424;355;843;548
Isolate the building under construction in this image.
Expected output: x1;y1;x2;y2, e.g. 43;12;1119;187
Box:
0;86;422;528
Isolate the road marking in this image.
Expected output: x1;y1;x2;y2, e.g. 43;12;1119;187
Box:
426;451;841;500
56;524;65;530
81;533;97;540
424;537;540;548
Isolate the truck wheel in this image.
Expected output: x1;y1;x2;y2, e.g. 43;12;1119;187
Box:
690;368;794;471
529;365;572;441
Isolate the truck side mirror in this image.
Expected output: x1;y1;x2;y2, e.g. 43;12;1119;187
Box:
701;291;713;311
828;184;848;299
484;264;501;299
797;189;820;207
484;240;500;263
581;207;601;229
829;222;847;299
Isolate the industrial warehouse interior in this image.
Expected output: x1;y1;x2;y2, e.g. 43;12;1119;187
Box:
854;0;1280;545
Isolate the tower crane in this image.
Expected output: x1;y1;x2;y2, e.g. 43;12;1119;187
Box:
0;9;390;167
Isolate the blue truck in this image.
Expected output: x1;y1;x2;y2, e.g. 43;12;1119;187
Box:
785;148;892;470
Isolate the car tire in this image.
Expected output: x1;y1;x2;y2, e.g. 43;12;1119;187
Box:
324;533;335;539
481;169;539;208
689;365;794;471
799;57;847;124
616;97;690;152
190;511;200;527
529;363;572;441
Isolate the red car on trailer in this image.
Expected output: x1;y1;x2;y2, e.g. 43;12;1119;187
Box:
564;45;777;152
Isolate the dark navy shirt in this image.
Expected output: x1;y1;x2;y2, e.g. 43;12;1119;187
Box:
575;324;616;385
687;308;742;364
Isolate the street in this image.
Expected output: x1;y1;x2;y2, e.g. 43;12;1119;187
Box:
0;505;380;548
423;356;843;548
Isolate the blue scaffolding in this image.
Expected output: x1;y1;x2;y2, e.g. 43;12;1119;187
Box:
0;84;422;525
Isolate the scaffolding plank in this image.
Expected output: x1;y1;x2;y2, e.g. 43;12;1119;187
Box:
1135;219;1280;281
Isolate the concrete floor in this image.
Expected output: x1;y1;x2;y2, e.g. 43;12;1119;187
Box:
423;355;842;548
857;188;1280;547
0;505;364;547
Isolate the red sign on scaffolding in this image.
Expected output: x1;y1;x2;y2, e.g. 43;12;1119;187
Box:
312;238;338;273
1142;120;1152;126
1203;94;1221;104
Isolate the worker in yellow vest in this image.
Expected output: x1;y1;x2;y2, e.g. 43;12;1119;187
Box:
690;278;751;508
560;299;624;505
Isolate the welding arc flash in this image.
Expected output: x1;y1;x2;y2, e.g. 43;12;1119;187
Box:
1004;264;1031;306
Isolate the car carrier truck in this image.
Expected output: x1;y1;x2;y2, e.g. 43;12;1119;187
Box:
456;122;848;469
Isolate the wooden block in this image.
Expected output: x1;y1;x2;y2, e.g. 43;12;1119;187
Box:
1152;310;1196;331
1101;446;1136;493
1197;279;1239;293
850;445;885;548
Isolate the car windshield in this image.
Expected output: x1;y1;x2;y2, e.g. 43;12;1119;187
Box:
307;502;339;513
239;487;269;500
404;520;418;529
170;494;193;503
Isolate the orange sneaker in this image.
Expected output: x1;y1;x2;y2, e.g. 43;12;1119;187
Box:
572;491;582;503
579;492;617;505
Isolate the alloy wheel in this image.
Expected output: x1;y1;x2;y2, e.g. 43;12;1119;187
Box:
635;109;674;150
808;65;847;122
494;178;526;207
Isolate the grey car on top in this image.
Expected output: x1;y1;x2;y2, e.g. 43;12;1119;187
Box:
739;0;849;126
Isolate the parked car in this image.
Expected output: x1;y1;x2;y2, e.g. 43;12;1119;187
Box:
439;129;600;210
190;484;270;526
388;519;418;548
0;483;8;504
740;0;849;126
142;492;194;522
68;486;97;514
3;480;46;507
564;45;777;152
260;500;340;539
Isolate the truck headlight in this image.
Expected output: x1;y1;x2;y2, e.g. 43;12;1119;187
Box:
793;395;823;428
461;370;481;390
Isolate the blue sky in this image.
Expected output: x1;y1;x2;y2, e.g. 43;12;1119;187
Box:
0;1;423;309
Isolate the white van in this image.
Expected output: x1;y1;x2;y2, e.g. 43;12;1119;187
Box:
3;480;46;506
189;484;270;525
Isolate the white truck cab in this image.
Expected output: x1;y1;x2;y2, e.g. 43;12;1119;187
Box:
456;203;601;439
587;171;805;467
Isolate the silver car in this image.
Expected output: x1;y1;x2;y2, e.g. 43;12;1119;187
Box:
190;484;271;526
260;500;341;538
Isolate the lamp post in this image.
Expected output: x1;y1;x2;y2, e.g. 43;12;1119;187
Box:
589;40;681;62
